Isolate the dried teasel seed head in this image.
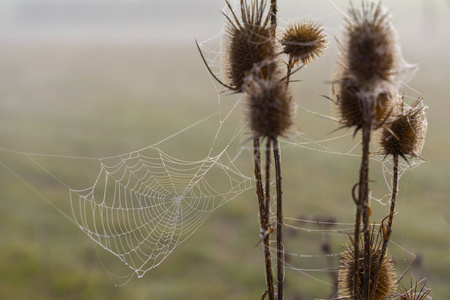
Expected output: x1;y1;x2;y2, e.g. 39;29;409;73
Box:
338;227;398;300
281;20;327;66
244;63;294;139
336;75;398;133
342;1;400;82
398;279;432;300
222;0;278;92
379;97;428;160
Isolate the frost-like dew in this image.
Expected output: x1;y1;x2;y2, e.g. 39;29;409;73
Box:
66;132;254;276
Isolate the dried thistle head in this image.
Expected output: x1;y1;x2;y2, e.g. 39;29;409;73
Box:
222;0;278;92
281;20;327;66
244;63;294;139
342;1;399;82
338;227;397;300
336;75;398;133
379;97;428;160
398;279;432;300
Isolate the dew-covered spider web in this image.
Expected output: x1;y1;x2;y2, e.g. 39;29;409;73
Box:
68;140;254;277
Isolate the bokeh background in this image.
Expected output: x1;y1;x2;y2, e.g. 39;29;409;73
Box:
1;0;449;299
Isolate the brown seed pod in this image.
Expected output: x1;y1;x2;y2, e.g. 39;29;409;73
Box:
398;279;432;300
338;227;398;300
222;0;278;92
244;63;294;138
336;74;398;133
342;1;399;82
379;98;427;160
280;20;327;66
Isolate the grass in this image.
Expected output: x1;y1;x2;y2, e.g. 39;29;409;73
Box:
0;39;449;299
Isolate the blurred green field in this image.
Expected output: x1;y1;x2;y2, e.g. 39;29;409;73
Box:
1;18;450;300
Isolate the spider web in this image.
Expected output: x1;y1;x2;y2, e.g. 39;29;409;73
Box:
69;142;253;277
1;104;256;280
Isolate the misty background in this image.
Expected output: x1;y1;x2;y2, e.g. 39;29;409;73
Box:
1;0;449;299
0;0;448;43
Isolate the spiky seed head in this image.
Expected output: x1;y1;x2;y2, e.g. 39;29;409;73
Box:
281;20;328;65
338;228;397;300
336;75;398;131
398;279;432;300
222;0;278;92
343;1;399;82
380;98;427;159
244;64;294;138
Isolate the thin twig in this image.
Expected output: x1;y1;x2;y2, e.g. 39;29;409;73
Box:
273;138;284;300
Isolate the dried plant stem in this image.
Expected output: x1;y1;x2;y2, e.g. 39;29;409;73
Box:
353;116;372;300
386;153;399;239
265;138;272;229
253;138;275;300
371;153;399;299
285;57;293;88
273;138;284;300
267;1;284;298
270;0;277;34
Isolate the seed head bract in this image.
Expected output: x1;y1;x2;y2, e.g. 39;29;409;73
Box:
398;279;432;300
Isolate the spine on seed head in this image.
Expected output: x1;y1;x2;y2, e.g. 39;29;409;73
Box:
398;279;432;300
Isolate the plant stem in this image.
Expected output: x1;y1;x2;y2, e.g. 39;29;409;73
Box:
361;118;372;299
265;138;272;231
264;137;274;296
371;154;399;299
268;2;282;296
273;138;284;300
270;0;277;34
353;115;372;300
254;138;275;300
285;57;293;88
386;153;399;239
